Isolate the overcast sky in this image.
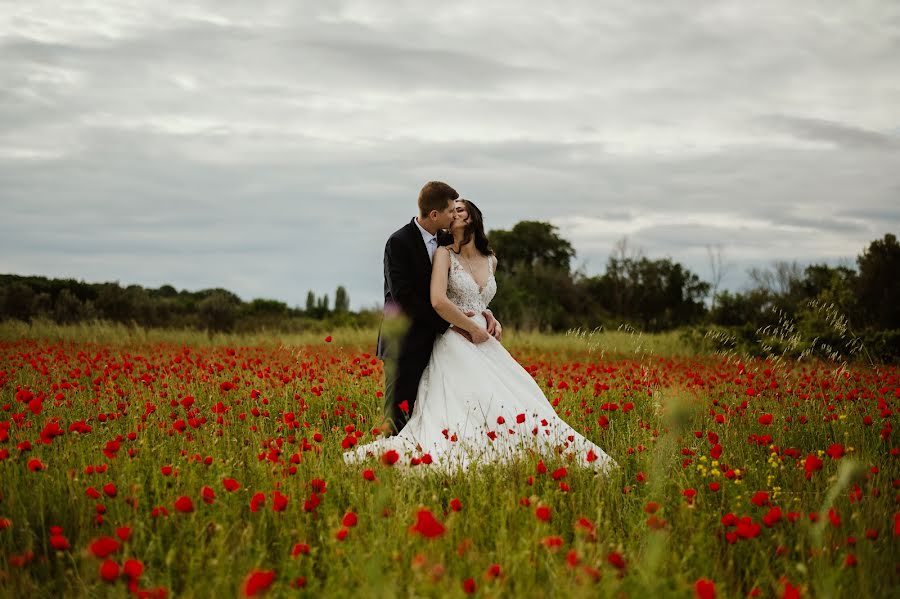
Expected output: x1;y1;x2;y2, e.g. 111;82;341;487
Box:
2;0;898;310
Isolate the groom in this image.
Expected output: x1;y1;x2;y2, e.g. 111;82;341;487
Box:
378;181;498;435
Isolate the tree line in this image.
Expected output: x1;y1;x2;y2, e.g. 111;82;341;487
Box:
1;226;897;360
0;277;375;334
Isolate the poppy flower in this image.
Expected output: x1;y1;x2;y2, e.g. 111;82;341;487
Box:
462;578;476;594
89;536;120;559
335;527;349;541
535;506;552;522
243;570;276;597
27;458;45;472
123;559;143;580
291;543;310;557
398;400;409;413
804;453;823;480
50;535;71;551
551;467;567;480
695;578;715;599
450;498;463;512
250;493;266;513
223;478;241;492
99;560;120;582
409;509;446;538
607;552;626;570
115;527;131;542
381;450;400;466
174;496;194;513
272;492;289;512
342;511;358;527
362;469;377;481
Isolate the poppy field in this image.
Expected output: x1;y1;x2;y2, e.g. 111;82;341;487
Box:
0;329;897;598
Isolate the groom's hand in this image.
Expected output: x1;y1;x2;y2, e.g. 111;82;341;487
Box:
483;310;502;341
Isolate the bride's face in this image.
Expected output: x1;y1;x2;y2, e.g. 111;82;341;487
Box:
452;200;469;230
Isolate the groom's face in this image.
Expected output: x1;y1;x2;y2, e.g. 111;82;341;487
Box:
432;200;456;230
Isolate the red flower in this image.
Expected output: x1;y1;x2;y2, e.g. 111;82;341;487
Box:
89;536;120;558
201;486;216;504
362;469;377;481
462;578;476;594
99;559;120;582
450;498;463;512
709;482;721;492
324;336;332;343
586;449;599;463
115;527;131;542
758;414;773;425
607;552;626;570
536;460;547;474
123;559;143;580
174;496;194;513
551;467;567;480
272;491;289;512
291;543;310;557
825;443;845;460
409;509;446;538
804;453;823;480
381;450;400;466
249;492;266;513
342;511;358;527
750;491;769;507
103;483;117;497
335;527;349;541
516;413;526;424
243;570;276;597
398;400;409;413
535;506;552;522
223;478;241;492
695;578;716;599
50;534;70;551
27;458;45;472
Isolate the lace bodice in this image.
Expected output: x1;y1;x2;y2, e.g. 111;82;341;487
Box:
446;250;496;314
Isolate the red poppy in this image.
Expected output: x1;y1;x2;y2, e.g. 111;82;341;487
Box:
450;498;463;512
324;336;332;343
243;570;276;597
291;543;310;557
272;491;289;512
174;496;194;513
342;511;358;527
116;527;131;542
535;506;552;522
89;536;120;559
750;491;769;507
551;467;567;480
223;478;241;492
399;400;409;413
362;469;377;481
409;509;446;538
27;458;45;472
695;578;715;599
462;578;476;594
99;560;120;582
201;486;216;504
758;414;773;425
381;450;400;466
607;552;626;570
335;527;349;541
123;559;143;580
804;453;823;480
50;534;70;551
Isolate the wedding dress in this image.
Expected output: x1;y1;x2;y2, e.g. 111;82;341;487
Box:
345;250;616;473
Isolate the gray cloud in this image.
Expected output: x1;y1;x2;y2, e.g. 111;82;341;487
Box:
1;0;899;309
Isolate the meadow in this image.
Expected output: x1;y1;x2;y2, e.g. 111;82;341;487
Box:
0;321;897;598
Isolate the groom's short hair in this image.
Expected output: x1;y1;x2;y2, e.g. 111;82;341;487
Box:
418;181;459;217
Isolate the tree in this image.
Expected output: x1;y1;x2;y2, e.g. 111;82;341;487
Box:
198;291;238;332
856;233;900;330
334;286;350;313
305;291;316;312
489;221;575;275
1;282;36;321
53;288;86;324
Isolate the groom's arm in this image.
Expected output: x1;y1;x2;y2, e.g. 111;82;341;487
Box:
384;236;448;333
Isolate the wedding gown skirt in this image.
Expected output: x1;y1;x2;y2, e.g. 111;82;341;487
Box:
345;313;617;473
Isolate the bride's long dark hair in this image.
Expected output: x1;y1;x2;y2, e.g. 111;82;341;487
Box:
455;199;494;257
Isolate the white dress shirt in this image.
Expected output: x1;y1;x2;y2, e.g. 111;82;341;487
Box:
413;217;438;263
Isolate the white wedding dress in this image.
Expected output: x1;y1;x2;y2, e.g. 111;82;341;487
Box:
345;251;616;474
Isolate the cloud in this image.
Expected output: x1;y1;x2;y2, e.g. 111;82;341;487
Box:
1;0;899;309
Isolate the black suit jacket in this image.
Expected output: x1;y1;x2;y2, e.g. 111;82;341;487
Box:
377;219;452;360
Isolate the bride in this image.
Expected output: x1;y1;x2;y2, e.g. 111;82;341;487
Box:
345;200;616;473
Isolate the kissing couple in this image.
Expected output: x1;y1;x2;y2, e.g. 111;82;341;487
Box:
344;181;615;473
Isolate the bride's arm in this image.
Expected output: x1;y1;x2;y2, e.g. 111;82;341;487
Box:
431;249;490;343
483;255;502;340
